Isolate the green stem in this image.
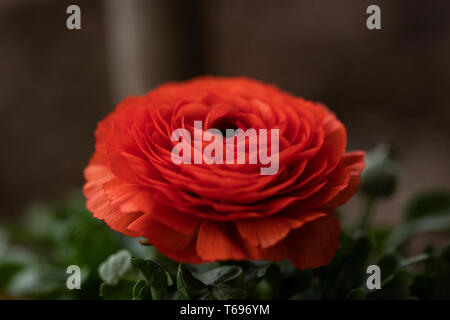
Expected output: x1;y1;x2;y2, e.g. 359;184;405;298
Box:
359;196;374;230
400;253;430;268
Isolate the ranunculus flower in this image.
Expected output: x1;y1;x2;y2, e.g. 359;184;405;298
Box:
83;77;365;269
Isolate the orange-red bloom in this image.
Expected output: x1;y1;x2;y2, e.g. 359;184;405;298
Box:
83;77;365;269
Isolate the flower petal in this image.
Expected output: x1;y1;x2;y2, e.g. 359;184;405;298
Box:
127;214;203;263
196;221;247;260
286;213;341;270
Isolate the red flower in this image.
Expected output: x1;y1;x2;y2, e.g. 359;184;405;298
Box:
83;77;365;269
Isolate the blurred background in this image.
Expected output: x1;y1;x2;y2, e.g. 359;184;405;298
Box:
0;0;449;226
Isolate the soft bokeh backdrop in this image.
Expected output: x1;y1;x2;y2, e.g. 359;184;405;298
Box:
1;0;449;227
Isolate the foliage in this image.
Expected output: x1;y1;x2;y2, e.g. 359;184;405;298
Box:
1;144;450;300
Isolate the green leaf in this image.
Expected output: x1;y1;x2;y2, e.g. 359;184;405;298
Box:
410;245;450;299
262;264;282;298
131;257;172;299
197;265;243;285
177;264;206;299
100;280;135;300
404;191;450;221
253;261;274;278
241;261;271;288
410;274;437;299
211;283;246;300
0;263;23;288
369;269;414;300
377;254;400;280
98;250;137;285
370;227;391;257
317;233;372;299
346;288;366;300
277;261;313;300
198;292;216;300
132;279;152;300
387;215;450;249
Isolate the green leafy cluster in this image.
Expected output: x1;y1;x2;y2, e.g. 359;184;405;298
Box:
0;144;450;300
98;252;250;300
0;192;154;299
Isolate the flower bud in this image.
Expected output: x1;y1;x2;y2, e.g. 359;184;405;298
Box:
360;143;399;198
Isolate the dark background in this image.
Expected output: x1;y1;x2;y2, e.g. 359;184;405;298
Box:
1;0;449;225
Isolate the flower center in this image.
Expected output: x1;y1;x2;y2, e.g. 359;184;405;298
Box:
212;119;239;138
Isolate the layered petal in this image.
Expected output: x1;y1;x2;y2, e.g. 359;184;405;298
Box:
83;76;365;270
